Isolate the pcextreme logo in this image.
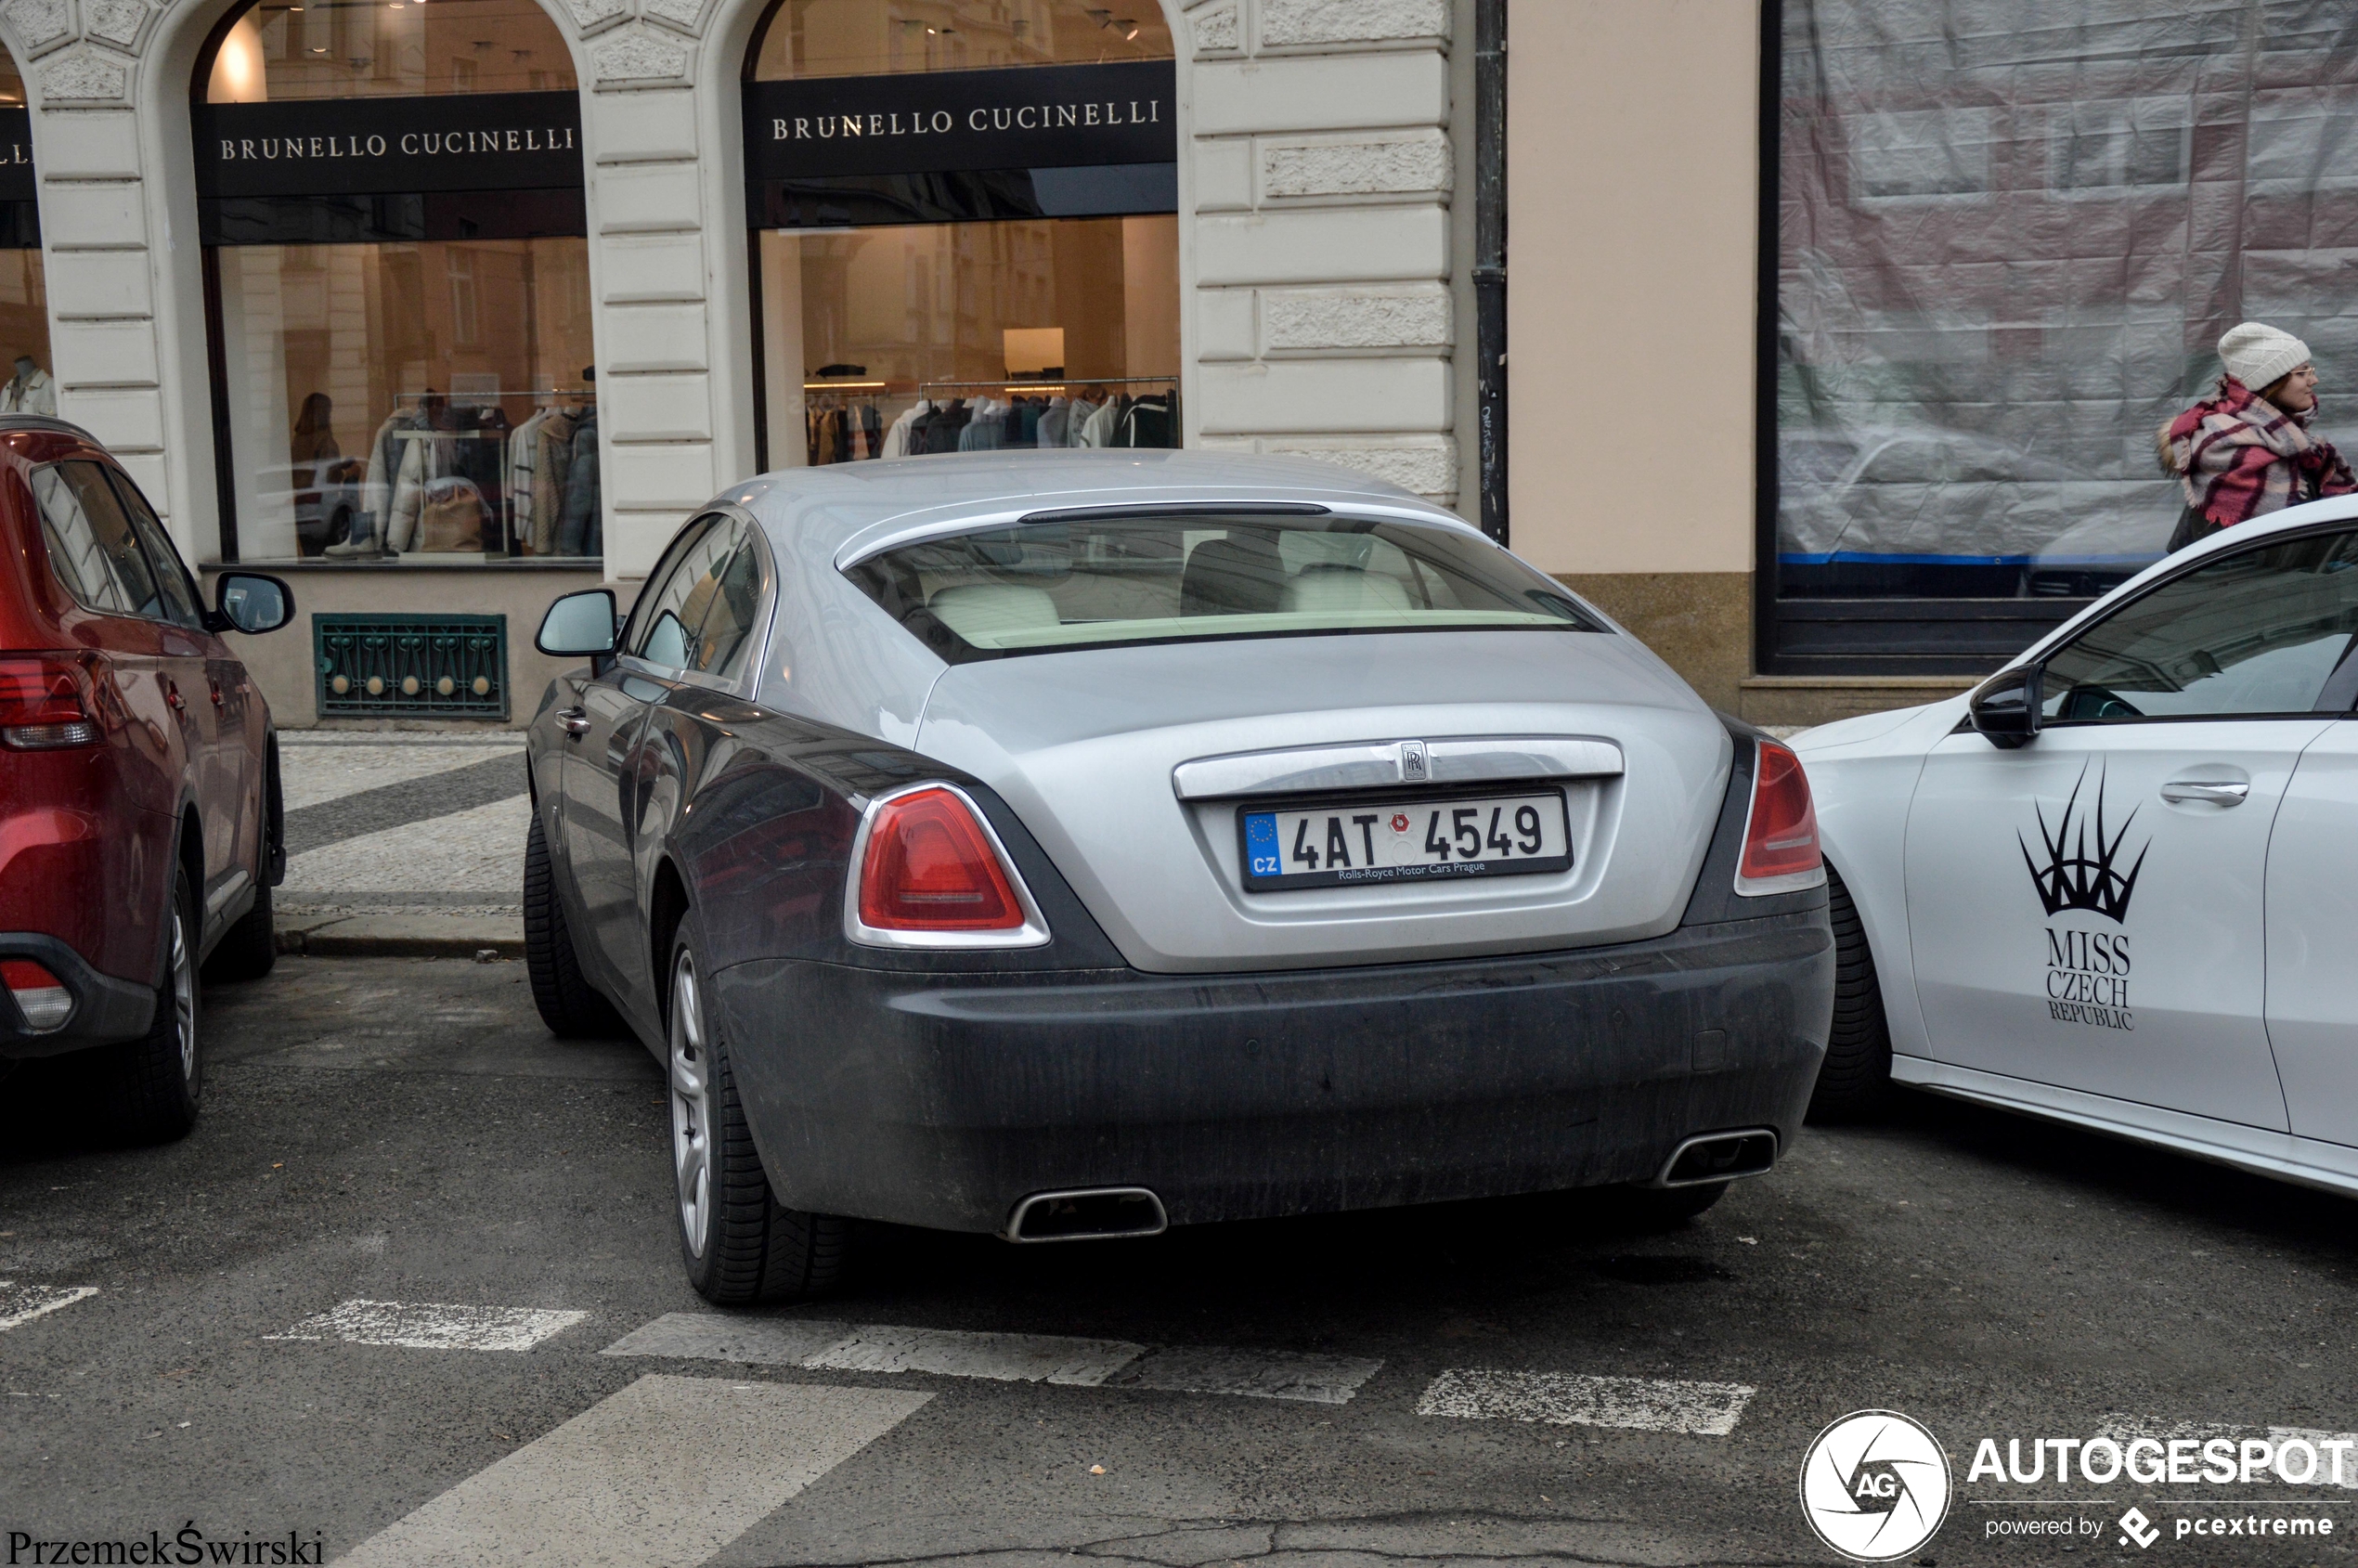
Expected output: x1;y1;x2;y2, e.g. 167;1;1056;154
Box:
1800;1410;1953;1562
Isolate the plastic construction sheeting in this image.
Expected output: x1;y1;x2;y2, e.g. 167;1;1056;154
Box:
1775;0;2358;600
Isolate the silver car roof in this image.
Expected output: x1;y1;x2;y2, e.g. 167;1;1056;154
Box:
722;450;1499;750
709;449;1478;571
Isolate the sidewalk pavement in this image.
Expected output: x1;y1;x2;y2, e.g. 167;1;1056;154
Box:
275;732;530;959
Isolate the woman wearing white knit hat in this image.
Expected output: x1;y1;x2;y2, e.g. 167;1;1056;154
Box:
2157;320;2355;551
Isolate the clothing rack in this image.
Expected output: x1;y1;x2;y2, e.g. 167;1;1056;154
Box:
395;387;595;404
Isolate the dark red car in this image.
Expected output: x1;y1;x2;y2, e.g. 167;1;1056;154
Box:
0;415;293;1141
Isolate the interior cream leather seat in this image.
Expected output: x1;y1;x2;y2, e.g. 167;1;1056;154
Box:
928;582;1062;641
1280;565;1414;615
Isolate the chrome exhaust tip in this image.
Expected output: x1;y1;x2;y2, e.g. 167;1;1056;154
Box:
1004;1186;1169;1243
1649;1129;1779;1188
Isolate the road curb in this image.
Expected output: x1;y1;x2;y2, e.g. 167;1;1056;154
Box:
277;915;525;961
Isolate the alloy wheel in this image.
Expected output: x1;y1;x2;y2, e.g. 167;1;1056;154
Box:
668;949;713;1259
169;909;196;1081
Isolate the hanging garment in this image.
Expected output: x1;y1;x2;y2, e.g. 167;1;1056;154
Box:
455;405;510;546
385;426;458;551
1037;397;1069;447
530;409;577;555
555;414;601;557
357;410;409;535
926;400;973;454
508;409;549;548
1121;395;1177;449
883;401;926;459
861;403;883;460
1079;396;1122;448
0;366;56;416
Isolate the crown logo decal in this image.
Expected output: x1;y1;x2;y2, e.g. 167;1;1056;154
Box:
2019;762;2147;923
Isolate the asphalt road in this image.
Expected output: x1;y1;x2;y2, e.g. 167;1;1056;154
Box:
5;955;2357;1566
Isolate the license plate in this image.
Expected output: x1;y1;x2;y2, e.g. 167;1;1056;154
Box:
1238;790;1573;891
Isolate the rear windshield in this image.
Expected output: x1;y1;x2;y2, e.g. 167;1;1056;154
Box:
843;512;1606;663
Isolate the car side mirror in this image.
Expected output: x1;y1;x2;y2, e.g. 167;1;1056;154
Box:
537;589;619;670
1968;665;2041;748
210;572;294;635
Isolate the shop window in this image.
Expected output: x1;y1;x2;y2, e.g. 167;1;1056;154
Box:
0;48;49;419
193;0;598;564
745;1;1179;471
1767;1;2358;673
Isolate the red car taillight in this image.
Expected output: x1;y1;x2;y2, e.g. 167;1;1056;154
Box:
1734;741;1824;895
3;958;72;1031
0;653;108;751
854;786;1034;937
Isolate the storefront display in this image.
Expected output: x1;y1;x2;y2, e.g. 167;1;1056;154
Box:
745;0;1180;472
1769;0;2358;669
0;51;45;408
194;0;597;563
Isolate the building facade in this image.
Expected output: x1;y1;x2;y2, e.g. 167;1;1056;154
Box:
3;0;1472;727
12;0;2321;729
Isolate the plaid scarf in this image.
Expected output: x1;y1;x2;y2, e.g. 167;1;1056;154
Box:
2157;376;2357;528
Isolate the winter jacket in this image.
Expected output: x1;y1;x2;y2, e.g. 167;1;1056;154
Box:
2157;376;2357;531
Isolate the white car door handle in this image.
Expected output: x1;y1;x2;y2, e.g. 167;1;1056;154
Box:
2161;779;2249;806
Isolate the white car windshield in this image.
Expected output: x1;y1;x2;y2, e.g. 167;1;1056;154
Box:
843;512;1605;663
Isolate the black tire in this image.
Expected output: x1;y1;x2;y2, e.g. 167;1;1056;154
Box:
201;875;277;984
1807;864;1894;1121
1606;1181;1730;1231
95;865;202;1143
524;811;624;1038
666;928;846;1305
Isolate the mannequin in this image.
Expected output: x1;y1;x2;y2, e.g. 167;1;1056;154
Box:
1;353;54;417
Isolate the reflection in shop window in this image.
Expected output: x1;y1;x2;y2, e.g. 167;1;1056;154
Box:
195;0;597;563
752;0;1169;81
1774;1;2358;637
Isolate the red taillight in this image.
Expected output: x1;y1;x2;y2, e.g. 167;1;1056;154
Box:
3;958;72;1030
1735;741;1823;894
856;786;1030;933
0;654;106;751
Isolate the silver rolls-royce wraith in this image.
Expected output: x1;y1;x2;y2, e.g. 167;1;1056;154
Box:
524;451;1833;1303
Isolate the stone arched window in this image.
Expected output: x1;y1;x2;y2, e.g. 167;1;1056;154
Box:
744;1;1180;468
0;47;49;417
194;0;600;563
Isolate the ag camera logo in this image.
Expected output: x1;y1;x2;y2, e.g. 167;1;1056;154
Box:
1800;1410;1953;1562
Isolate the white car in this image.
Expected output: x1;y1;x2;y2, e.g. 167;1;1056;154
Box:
1794;495;2358;1195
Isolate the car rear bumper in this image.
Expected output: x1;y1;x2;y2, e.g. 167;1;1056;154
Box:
0;931;155;1058
712;906;1834;1235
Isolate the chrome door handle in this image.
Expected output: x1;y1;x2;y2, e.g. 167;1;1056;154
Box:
557;707;591;737
2161;780;2249;806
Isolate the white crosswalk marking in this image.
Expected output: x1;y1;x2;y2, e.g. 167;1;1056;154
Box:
267;1300;588;1352
805;1324;1149;1386
601;1313;1383;1404
0;1282;97;1332
335;1374;929;1568
1111;1345;1384;1405
1417;1368;1757;1435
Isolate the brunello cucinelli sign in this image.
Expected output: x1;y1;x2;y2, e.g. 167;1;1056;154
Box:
193;91;582;200
744;59;1174;181
0;108;31;203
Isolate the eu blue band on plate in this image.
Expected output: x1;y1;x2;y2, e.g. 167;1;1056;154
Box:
1244;811;1281;877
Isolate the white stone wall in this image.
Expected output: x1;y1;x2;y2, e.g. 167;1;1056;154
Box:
0;0;1466;582
1182;0;1458;504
